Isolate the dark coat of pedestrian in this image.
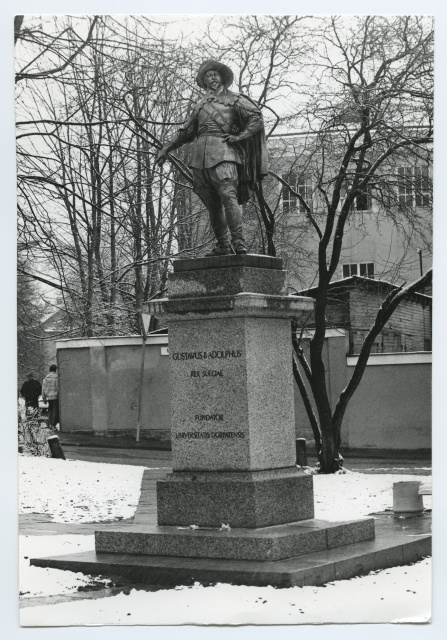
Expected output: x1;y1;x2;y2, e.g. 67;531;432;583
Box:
20;373;42;409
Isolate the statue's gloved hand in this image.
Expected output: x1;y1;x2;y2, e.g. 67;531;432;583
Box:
155;147;170;165
221;134;242;145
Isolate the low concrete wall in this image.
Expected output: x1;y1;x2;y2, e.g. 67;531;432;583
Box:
344;352;431;450
57;336;171;439
293;332;431;451
57;333;431;450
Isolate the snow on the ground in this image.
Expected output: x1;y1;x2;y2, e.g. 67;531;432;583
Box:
313;470;432;520
19;457;145;523
19;455;432;525
19;535;107;598
20;557;431;626
19;459;432;625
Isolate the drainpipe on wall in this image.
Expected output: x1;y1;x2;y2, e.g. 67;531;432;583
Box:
417;248;423;278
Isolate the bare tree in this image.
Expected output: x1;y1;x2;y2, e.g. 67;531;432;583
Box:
15;14;99;80
17;252;47;383
16;15;206;337
279;15;433;472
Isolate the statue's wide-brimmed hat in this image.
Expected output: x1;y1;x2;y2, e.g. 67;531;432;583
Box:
196;60;234;89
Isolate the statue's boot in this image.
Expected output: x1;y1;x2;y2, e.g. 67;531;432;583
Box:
232;240;248;255
205;242;234;257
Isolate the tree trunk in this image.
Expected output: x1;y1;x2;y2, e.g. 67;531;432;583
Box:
318;422;342;473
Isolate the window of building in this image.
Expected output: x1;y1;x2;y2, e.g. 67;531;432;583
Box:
359;263;375;277
414;166;431;207
343;263;358;277
296;175;312;212
343;263;375;278
339;183;371;211
282;172;312;213
397;166;431;208
282;171;297;213
350;328;410;355
356;186;371;211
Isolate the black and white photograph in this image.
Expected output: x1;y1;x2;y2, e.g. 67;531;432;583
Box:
3;0;445;633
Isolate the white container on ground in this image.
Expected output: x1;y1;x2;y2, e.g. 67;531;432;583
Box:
393;481;423;515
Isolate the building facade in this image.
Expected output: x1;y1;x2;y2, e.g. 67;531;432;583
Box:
241;131;432;292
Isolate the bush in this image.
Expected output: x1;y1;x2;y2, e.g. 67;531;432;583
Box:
18;406;56;457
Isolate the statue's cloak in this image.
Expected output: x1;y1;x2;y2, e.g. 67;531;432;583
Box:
235;116;268;203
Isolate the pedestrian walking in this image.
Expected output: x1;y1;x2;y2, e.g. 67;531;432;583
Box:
20;372;42;409
42;364;59;428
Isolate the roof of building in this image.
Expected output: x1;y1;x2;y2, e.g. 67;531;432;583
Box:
294;275;432;306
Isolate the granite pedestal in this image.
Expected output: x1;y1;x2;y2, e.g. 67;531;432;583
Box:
147;255;315;528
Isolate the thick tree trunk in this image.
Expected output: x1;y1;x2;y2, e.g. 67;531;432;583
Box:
292;352;322;454
318;422;342;473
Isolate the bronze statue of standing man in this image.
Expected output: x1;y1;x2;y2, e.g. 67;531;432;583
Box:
156;60;268;256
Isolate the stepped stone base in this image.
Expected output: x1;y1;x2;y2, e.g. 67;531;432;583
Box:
31;515;431;589
95;518;375;562
156;468;314;528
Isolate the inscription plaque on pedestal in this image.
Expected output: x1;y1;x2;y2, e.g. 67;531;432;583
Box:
168;317;297;472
